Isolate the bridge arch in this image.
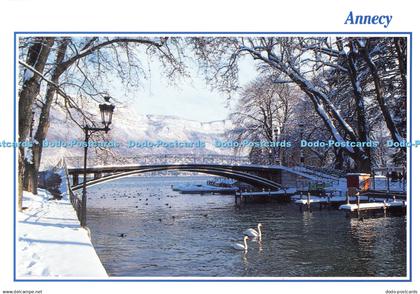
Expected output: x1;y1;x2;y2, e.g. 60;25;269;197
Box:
71;165;283;191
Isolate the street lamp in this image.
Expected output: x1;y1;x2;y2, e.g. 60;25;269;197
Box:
273;127;280;165
298;123;305;165
99;96;115;130
81;96;115;227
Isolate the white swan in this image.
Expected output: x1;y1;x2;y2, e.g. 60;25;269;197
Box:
233;236;249;251
243;223;262;238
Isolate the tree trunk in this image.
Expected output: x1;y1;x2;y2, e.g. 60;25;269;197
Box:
361;41;403;143
19;38;55;143
392;37;407;165
334;147;344;170
19;37;54;206
394;37;407;99
346;41;372;171
18;150;24;211
23;162;35;193
26;39;69;194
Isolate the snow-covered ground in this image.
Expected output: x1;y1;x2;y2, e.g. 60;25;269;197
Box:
17;189;108;278
339;200;406;211
293;195;370;204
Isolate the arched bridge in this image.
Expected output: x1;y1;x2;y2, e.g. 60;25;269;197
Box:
67;163;329;191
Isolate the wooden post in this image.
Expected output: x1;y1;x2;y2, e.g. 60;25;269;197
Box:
81;127;89;227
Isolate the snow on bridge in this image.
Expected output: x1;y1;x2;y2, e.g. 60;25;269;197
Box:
63;155;340;192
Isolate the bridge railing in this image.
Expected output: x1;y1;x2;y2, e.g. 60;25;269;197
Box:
63;159;84;225
64;154;250;167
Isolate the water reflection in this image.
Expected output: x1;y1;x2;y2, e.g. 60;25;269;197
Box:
87;176;406;277
258;239;263;253
242;251;249;272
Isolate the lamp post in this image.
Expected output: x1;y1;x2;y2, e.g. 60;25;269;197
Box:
298;123;305;166
273;127;280;165
81;96;115;227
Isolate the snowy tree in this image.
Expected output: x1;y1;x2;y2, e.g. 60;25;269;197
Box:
18;37;55;210
18;36;188;208
190;36;407;172
228;76;296;164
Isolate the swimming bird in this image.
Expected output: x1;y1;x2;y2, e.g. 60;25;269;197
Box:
244;223;262;238
233;236;249;251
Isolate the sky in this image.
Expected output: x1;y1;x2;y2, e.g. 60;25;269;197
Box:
117;52;259;122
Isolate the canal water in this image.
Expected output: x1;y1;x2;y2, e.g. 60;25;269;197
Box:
87;175;407;277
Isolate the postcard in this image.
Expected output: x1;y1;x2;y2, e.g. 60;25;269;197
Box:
0;1;417;294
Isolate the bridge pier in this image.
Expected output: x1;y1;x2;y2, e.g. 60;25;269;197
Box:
94;172;102;180
235;190;245;206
